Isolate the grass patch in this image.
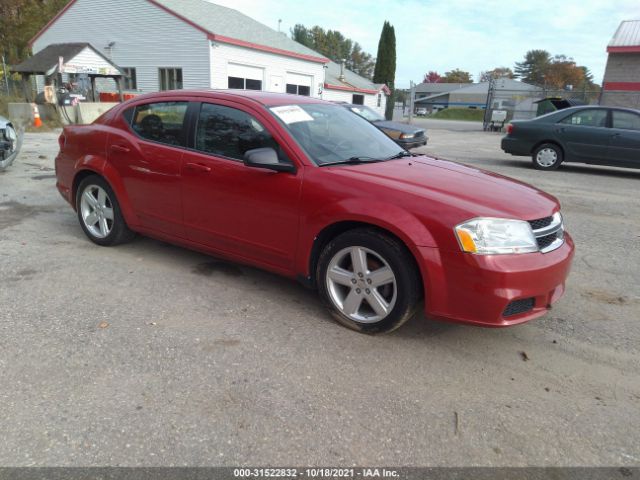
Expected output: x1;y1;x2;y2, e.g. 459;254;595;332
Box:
429;108;485;122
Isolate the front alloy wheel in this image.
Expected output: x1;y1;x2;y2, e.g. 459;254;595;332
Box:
326;246;397;323
317;229;421;334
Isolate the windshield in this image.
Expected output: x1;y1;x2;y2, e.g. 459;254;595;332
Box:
269;103;402;166
349;105;385;122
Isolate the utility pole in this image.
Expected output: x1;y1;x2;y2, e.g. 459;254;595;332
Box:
408;80;415;124
1;53;10;96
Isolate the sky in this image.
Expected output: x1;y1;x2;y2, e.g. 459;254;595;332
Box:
209;0;639;88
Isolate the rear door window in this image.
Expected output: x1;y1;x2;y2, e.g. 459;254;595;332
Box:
131;102;188;146
612;110;640;131
560;109;608;128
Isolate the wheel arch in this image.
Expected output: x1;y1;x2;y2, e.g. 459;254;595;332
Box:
71;162;138;227
531;139;564;157
303;220;425;294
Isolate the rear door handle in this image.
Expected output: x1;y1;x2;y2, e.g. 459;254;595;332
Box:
185;162;211;173
110;144;130;153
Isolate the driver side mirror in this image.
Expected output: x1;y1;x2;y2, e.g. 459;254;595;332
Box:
243;148;296;173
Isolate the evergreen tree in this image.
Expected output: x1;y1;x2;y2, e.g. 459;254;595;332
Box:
291;24;375;79
514;50;551;85
373;21;396;120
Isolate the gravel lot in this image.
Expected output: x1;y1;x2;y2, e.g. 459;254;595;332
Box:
0;125;638;466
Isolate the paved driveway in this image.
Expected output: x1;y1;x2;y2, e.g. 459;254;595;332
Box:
0;130;638;466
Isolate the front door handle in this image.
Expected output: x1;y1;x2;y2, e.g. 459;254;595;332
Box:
110;144;130;153
185;162;211;173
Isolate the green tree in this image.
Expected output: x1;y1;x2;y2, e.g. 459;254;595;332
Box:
0;0;70;64
442;69;473;83
514;49;551;85
373;21;396;120
291;24;375;79
544;55;585;90
480;67;514;82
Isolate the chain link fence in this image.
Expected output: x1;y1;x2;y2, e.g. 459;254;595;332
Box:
482;78;640;130
0;65;25;117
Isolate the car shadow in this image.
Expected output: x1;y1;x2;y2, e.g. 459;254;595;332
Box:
391;310;462;339
86;236;544;344
489;158;640;179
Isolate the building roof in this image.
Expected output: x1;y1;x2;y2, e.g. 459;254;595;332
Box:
415;79;540;104
415;83;469;94
608;20;640;52
324;61;388;95
13;42;123;76
29;0;329;64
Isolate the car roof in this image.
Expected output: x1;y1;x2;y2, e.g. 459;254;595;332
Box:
556;105;640;114
124;89;328;107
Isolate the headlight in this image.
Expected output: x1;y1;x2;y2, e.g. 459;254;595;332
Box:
454;217;538;255
400;133;415;139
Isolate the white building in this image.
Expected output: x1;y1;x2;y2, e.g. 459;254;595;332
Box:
322;61;388;113
29;0;388;114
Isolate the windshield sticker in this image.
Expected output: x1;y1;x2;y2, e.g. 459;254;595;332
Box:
270;105;314;124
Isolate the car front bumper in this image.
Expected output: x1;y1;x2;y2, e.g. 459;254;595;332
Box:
397;137;428;149
416;233;575;327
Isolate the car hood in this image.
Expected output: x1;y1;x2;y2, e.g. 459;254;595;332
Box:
373;120;424;134
328;155;559;221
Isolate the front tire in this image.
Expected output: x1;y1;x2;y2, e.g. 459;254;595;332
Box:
316;229;421;334
532;143;563;170
76;175;135;246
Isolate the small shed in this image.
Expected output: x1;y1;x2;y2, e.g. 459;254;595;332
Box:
12;42;125;102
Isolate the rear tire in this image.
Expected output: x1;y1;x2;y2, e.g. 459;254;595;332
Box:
316;228;421;334
76;175;135;246
532;143;563;170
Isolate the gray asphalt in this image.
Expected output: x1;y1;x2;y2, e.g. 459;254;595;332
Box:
0;130;638;466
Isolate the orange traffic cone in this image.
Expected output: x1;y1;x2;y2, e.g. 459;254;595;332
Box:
32;103;42;128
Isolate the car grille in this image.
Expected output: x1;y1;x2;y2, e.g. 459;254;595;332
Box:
503;298;535;317
528;212;564;253
414;130;425;138
528;216;553;230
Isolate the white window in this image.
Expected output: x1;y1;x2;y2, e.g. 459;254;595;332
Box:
123;67;137;90
228;63;264;91
285;72;312;96
159;68;182;91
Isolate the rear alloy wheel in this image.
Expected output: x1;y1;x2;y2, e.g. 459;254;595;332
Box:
76;175;135;246
532;143;563;170
317;229;421;334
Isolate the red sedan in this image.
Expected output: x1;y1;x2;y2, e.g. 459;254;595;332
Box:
55;90;574;334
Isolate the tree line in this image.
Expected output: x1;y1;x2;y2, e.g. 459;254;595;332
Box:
421;49;599;91
291;24;376;80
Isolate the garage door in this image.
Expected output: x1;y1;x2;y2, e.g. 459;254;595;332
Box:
286;72;312;96
228;63;264;90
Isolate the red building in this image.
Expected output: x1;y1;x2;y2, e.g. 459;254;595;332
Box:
601;20;640;108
